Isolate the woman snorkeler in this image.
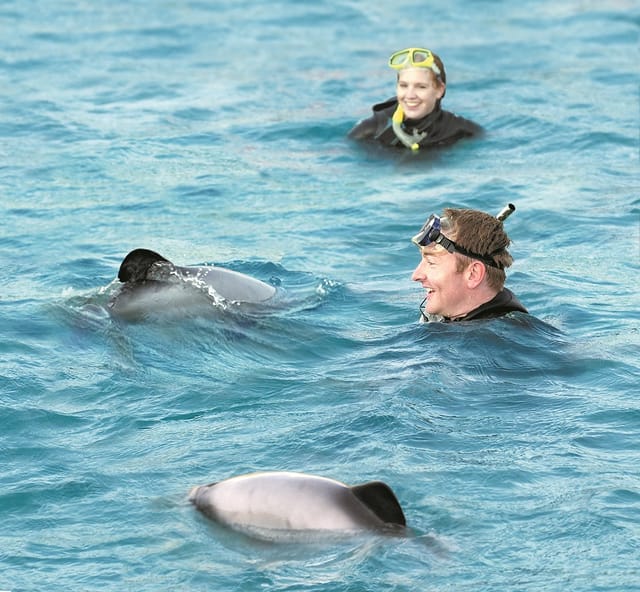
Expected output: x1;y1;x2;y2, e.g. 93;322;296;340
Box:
349;47;482;151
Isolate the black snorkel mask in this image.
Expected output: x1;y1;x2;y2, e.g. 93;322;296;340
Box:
412;214;504;269
412;203;515;268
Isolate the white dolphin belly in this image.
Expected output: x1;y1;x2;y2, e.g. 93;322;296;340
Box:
189;471;406;535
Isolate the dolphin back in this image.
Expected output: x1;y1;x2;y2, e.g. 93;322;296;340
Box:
116;248;276;304
188;266;276;302
350;481;406;527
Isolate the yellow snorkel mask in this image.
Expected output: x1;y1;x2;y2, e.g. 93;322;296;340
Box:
388;47;442;78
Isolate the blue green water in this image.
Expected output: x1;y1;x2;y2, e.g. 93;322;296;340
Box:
1;1;639;590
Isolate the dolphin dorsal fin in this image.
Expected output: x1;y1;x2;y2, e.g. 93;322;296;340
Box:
118;249;171;283
350;481;406;527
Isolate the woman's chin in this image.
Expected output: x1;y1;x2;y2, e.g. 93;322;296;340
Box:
402;106;429;119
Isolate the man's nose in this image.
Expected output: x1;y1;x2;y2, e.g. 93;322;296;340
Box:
411;260;426;281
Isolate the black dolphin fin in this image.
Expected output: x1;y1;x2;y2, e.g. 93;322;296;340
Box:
350;481;406;527
118;248;172;283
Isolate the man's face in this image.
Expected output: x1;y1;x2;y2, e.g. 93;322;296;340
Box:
411;247;471;319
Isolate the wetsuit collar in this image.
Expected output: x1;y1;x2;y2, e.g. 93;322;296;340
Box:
403;106;442;132
376;100;444;148
421;288;528;323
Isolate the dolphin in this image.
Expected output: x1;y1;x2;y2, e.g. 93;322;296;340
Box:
108;248;276;318
189;471;406;538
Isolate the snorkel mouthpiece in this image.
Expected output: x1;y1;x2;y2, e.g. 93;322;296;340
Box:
496;203;515;222
391;105;425;151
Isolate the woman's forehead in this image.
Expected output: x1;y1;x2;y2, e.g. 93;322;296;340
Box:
397;68;434;83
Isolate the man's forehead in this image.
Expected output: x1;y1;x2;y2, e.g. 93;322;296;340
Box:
421;244;449;256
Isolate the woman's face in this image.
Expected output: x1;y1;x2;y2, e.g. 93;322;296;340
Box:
396;68;445;120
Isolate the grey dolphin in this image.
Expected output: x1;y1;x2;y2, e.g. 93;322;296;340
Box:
189;471;406;537
109;248;276;317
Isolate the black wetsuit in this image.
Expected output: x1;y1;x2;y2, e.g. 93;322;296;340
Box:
421;288;528;323
349;97;482;148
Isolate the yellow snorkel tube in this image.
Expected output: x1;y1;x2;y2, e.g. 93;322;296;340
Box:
391;105;426;151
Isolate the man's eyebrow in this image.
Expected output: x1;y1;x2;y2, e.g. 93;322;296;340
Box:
421;246;445;256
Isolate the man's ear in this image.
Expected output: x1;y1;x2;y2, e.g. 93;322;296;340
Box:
466;260;486;288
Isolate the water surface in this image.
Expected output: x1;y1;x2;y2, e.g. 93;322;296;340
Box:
1;1;639;590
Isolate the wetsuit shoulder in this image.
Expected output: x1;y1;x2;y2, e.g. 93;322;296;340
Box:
416;109;483;147
461;288;528;321
443;110;484;136
348;98;397;140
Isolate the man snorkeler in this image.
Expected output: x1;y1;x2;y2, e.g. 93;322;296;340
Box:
411;205;528;322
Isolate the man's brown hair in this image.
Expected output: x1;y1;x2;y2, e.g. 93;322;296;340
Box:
442;208;514;290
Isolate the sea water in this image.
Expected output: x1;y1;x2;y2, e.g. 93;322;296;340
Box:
1;0;639;590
